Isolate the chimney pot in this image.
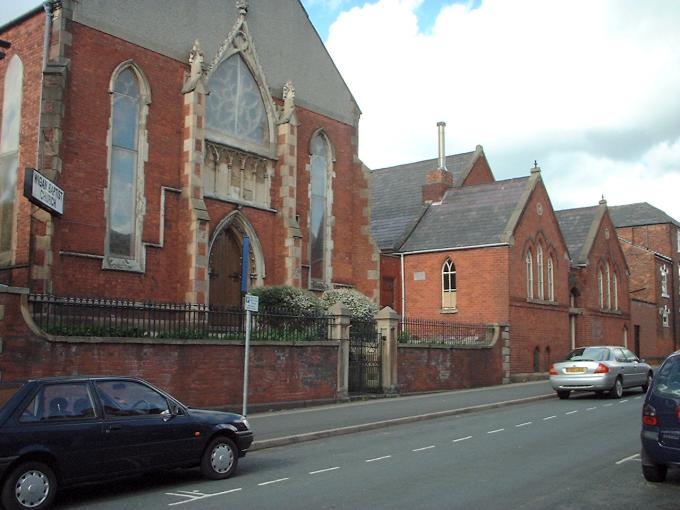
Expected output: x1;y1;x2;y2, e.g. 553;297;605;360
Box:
437;122;447;171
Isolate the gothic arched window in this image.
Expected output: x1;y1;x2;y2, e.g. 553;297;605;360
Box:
526;251;534;299
206;54;267;147
0;55;22;266
309;132;331;285
537;244;544;300
442;258;457;309
547;256;555;302
105;62;150;270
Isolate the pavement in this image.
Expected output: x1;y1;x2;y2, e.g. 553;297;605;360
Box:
248;380;555;451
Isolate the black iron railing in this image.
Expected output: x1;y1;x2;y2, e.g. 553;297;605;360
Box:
398;317;493;347
28;294;330;342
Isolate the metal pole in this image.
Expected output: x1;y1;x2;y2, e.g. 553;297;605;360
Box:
242;307;251;416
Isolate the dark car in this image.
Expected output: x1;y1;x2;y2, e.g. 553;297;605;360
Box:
641;351;680;482
0;376;253;510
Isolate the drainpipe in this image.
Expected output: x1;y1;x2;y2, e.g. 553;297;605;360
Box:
36;1;53;169
400;252;405;322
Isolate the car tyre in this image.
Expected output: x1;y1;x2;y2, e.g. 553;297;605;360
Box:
610;377;623;399
557;391;570;400
201;436;238;480
642;464;667;483
641;372;653;393
1;461;57;510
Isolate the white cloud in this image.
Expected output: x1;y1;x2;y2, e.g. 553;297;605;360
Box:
325;0;680;219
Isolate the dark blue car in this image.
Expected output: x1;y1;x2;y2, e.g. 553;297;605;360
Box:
0;376;253;510
641;351;680;482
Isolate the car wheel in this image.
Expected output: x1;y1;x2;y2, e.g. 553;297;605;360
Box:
609;377;623;399
642;464;667;483
641;372;653;393
201;436;238;480
1;461;57;510
557;391;570;400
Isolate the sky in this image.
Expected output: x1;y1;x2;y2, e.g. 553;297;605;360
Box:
3;0;680;220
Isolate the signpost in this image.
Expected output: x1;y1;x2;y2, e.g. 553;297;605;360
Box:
242;293;258;416
23;168;64;216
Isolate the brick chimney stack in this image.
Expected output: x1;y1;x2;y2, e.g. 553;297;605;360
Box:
422;121;453;203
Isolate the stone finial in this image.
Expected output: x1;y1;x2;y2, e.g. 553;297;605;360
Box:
476;144;484;154
531;160;541;174
189;40;204;80
182;40;206;94
599;195;607;205
236;0;248;16
278;81;296;124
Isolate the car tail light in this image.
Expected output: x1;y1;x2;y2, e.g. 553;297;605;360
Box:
594;363;609;374
549;365;558;376
643;403;657;426
677;407;680;421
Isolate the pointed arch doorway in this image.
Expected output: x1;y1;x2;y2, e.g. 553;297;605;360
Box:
208;212;265;313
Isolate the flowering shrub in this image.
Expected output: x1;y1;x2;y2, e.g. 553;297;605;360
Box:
321;288;378;320
249;285;324;317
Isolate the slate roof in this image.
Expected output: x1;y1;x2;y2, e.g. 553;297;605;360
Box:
555;206;599;265
370;152;478;250
399;177;531;252
609;202;680;228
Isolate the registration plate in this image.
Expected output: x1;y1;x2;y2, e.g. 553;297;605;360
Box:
565;367;586;374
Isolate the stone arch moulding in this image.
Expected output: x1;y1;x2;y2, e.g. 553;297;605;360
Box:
205;4;278;157
208;210;266;288
308;128;337;162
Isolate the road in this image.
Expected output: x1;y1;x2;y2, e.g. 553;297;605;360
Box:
57;390;680;509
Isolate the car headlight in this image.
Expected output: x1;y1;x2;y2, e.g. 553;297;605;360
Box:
234;418;250;431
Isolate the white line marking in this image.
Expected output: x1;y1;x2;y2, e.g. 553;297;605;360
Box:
586;407;597;411
543;415;557;421
309;467;340;475
453;436;472;443
413;445;436;451
167;488;242;506
515;422;532;427
487;428;505;434
616;453;641;465
620;399;629;403
603;403;613;407
634;396;642;400
258;478;289;486
565;410;578;415
366;455;392;463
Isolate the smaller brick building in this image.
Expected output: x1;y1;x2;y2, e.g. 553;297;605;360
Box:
609;203;680;359
556;200;631;352
371;139;580;378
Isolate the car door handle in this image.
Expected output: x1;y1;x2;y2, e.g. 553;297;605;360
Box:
105;424;122;433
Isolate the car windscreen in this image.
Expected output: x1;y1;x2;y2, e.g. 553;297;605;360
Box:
653;357;680;398
0;383;26;411
564;347;610;362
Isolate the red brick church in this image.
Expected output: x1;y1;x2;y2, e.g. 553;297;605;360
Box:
0;0;379;305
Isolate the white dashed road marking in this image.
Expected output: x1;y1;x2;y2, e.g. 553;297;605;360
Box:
543;416;557;421
566;411;578;415
616;453;641;465
413;445;436;452
453;436;472;443
309;467;340;475
586;407;597;411
366;455;392;463
487;428;504;434
258;478;289;486
516;422;532;427
166;488;242;506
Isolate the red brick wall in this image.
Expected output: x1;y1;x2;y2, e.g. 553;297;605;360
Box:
569;211;630;348
631;299;672;361
0;12;45;288
402;246;510;323
461;156;495;186
0;292;337;409
1;20;377;302
397;342;503;393
509;179;571;373
295;108;378;298
379;254;401;313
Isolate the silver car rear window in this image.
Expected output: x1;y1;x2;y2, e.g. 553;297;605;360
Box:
653;357;680;398
565;347;610;362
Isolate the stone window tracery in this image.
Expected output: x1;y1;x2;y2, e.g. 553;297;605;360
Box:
309;132;331;286
441;258;457;310
526;250;533;299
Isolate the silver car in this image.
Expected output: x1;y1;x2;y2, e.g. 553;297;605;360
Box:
549;346;653;399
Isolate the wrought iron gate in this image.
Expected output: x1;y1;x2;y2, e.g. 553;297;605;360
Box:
349;319;382;393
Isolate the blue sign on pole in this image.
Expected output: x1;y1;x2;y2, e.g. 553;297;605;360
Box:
241;235;250;294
